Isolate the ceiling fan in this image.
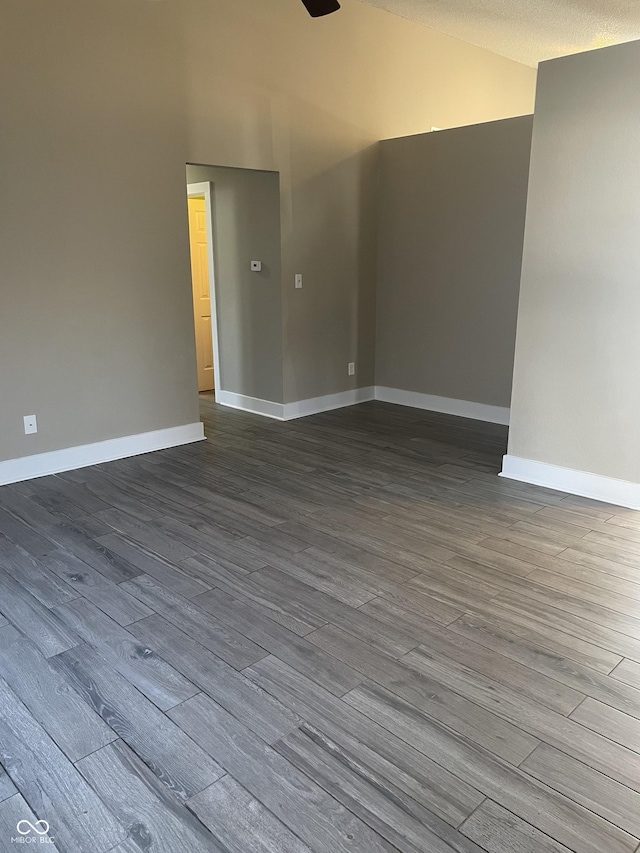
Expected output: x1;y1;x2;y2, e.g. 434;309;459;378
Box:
301;0;341;17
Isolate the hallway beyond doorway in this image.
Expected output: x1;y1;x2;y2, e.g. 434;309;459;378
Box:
188;194;215;393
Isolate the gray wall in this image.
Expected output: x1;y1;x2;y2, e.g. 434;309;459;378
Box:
0;0;199;465
0;0;536;468
184;0;536;405
508;40;640;482
375;116;534;408
186;165;283;404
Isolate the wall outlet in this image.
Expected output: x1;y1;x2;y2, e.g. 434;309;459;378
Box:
295;274;303;289
24;415;37;435
348;362;356;376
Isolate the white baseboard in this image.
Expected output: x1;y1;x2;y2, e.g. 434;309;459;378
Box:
215;390;285;420
374;387;510;425
216;384;509;426
283;387;375;420
500;455;640;510
0;422;205;487
215;387;375;421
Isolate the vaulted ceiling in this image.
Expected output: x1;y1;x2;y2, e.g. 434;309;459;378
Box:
358;0;640;66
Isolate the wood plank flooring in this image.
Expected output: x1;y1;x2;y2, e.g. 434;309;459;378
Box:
1;396;640;852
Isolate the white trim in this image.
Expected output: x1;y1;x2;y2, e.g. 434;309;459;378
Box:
187;182;222;395
374;387;510;425
0;423;205;487
500;455;640;510
283;387;375;420
215;390;285;420
215;384;509;425
215;387;376;420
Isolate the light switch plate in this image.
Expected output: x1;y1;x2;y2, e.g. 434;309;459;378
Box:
251;261;262;272
295;274;303;289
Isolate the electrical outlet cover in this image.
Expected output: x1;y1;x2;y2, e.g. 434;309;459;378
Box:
23;415;38;435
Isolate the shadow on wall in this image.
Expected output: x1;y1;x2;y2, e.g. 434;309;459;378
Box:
186;163;284;404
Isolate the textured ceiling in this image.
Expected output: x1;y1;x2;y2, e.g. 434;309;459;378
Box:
357;0;640;66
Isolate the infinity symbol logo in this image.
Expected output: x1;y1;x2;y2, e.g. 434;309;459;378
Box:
16;820;50;836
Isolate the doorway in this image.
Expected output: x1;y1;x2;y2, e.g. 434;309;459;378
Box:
187;182;220;394
185;164;283;413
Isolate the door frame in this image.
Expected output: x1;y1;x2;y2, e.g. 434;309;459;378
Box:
187;181;222;395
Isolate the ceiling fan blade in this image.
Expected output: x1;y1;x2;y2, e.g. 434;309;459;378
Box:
300;0;341;17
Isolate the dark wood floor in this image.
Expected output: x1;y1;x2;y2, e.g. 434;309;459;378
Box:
1;398;640;852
